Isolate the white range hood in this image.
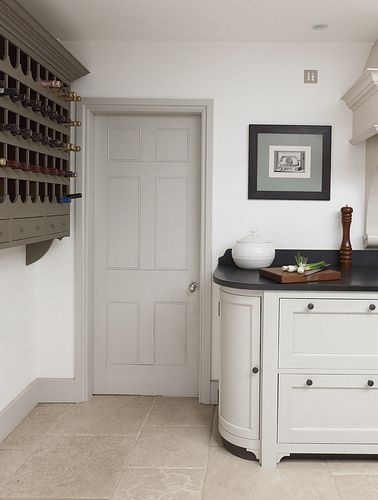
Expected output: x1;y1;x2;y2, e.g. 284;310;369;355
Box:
342;41;378;247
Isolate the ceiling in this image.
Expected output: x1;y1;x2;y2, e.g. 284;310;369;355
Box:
18;0;378;43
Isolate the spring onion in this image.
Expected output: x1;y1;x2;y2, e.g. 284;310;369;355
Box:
281;253;327;274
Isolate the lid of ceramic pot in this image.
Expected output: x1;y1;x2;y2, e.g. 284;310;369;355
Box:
237;231;271;243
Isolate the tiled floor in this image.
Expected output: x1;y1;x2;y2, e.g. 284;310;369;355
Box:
1;397;378;499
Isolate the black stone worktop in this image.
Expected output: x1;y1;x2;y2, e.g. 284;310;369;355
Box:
213;249;378;292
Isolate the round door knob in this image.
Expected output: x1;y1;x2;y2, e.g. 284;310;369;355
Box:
307;303;314;310
306;379;313;386
369;304;376;311
189;282;198;293
252;367;259;374
368;380;375;387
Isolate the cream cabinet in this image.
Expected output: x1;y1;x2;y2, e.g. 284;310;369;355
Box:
218;287;378;467
219;290;261;458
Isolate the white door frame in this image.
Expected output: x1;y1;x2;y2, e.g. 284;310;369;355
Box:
74;98;213;404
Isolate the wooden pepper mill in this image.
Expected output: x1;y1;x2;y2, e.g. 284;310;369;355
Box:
340;205;353;267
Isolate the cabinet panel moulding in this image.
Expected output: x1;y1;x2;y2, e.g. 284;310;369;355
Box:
0;97;70;136
0;201;70;218
342;70;378;111
0;231;69;251
0;131;70;160
0;0;89;84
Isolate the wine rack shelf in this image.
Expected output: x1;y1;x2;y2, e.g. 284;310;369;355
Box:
0;0;88;262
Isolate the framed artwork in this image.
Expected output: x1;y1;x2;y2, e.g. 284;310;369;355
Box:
248;124;331;200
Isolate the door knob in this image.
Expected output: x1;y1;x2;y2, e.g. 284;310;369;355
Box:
189;282;198;293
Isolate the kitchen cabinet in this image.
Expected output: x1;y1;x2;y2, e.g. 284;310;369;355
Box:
219;290;260;457
218;282;378;467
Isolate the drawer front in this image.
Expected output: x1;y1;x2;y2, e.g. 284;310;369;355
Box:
45;215;69;235
0;219;10;243
12;217;44;240
279;299;378;369
279;374;378;444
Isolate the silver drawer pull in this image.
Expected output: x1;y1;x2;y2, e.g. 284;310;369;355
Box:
19;227;24;233
369;304;376;311
307;303;314;310
306;379;313;386
368;380;375;387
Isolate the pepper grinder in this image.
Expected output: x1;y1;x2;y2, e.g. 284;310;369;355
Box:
340;205;353;267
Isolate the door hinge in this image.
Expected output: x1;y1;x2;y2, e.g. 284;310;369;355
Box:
218;301;221;316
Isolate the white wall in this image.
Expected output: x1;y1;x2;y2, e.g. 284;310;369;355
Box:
0;247;36;411
40;41;371;381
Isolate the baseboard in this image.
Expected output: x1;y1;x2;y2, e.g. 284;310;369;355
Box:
0;378;78;444
210;380;219;405
37;378;78;403
0;379;39;443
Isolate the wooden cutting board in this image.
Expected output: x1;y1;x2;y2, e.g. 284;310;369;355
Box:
259;267;342;284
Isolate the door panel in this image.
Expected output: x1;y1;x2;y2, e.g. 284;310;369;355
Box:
93;114;201;396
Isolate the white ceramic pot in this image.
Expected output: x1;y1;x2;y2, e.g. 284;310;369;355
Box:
232;231;275;269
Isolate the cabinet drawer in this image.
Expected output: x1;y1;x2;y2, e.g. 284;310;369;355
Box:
0;219;10;243
279;299;378;370
12;217;44;240
278;374;378;444
45;215;69;235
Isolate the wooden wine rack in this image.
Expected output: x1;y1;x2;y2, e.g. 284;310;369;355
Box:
0;0;88;263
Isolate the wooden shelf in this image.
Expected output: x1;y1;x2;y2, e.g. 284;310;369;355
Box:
0;1;88;262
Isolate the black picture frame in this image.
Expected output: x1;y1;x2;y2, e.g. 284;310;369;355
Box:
248;124;331;200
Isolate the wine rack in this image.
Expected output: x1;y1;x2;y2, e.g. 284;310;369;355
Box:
0;0;88;263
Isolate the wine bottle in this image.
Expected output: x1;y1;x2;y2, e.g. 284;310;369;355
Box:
23;99;42;108
50;139;64;148
0;124;19;135
18;128;33;139
0;87;18;97
11;93;29;103
41;136;52;146
31;131;43;142
64;143;81;152
56;115;69;124
64;120;81;127
49;111;60;121
58;192;82;203
62;91;81;102
64;170;78;178
40;106;52;117
39;80;62;88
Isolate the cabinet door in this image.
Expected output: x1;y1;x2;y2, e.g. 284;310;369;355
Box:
279;374;378;444
279;299;378;369
219;291;260;440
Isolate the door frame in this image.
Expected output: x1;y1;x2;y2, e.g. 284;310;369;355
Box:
74;98;213;404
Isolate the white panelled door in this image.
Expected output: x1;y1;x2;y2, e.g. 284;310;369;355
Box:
93;114;201;396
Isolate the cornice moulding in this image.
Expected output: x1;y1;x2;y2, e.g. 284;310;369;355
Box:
350;125;378;145
0;0;89;83
342;69;378;111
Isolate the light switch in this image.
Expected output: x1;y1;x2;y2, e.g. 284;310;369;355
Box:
304;70;318;84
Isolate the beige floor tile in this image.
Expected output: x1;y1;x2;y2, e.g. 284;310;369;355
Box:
0;410;67;451
334;474;378;500
113;468;205;499
145;397;214;428
328;458;378;475
52;395;153;436
0;433;135;498
203;446;339;500
0;449;32;490
128;427;210;468
210;408;222;447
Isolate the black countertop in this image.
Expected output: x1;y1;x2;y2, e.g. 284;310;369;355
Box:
213;249;378;292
